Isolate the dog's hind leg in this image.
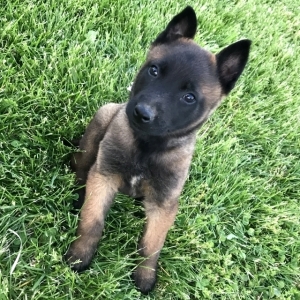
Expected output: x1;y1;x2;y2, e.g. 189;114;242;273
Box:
71;103;122;209
133;199;178;294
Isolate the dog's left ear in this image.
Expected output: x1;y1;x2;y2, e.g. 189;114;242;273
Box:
216;39;251;94
153;6;197;45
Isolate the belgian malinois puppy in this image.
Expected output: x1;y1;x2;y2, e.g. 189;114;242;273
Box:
65;6;251;294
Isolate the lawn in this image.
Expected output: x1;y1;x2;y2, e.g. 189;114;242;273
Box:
0;0;299;299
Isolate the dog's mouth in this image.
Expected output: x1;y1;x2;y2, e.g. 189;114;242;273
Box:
128;117;169;137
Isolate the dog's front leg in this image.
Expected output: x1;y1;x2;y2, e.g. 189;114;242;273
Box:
133;199;178;294
65;168;120;271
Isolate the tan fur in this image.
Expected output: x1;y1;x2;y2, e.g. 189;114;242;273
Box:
147;46;167;60
209;53;217;65
134;200;178;289
66;168;122;269
141;201;178;256
73;103;122;184
79;170;122;228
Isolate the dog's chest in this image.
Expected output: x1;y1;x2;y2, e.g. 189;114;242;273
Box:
116;172;145;198
130;175;143;187
129;175;143;196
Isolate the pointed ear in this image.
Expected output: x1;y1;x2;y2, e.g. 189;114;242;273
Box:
216;39;251;94
153;6;197;45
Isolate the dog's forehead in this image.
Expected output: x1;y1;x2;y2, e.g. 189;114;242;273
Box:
148;40;215;69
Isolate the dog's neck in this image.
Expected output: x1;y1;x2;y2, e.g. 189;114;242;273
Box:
133;130;197;154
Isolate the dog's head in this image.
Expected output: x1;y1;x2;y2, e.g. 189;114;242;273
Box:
126;6;251;137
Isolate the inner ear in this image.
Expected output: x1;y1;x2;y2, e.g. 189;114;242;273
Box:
216;39;251;94
153;6;197;45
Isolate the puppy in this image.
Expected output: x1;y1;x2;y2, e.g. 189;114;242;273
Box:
65;6;251;294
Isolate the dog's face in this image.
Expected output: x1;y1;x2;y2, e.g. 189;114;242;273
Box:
126;6;251;137
127;42;221;137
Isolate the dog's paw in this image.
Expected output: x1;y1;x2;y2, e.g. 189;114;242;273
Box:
133;265;157;294
64;245;93;272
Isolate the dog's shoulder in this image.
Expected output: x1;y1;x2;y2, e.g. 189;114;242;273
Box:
94;102;125;129
78;102;125;156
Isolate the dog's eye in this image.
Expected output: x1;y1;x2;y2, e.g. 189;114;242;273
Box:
181;93;196;104
148;65;158;77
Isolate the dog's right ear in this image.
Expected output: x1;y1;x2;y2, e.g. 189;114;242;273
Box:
153;6;197;45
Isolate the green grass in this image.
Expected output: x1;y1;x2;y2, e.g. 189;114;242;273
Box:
1;0;299;299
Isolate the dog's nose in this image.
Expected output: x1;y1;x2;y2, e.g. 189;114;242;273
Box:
133;104;154;123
